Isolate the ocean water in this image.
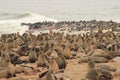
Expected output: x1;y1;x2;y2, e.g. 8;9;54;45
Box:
0;0;120;34
0;13;57;34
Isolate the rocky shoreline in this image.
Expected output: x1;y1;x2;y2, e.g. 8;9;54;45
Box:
21;20;120;32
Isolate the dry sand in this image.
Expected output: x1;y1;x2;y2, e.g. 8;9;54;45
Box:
64;59;120;80
0;57;120;80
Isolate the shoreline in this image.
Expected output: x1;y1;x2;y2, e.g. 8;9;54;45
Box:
0;20;120;35
21;20;120;36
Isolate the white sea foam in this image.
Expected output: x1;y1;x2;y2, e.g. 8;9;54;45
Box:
0;13;58;35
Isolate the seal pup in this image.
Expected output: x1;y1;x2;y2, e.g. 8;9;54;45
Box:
55;49;67;72
6;59;15;78
29;48;38;63
9;51;20;65
49;58;59;74
0;54;15;78
0;52;8;67
87;57;95;72
0;43;11;67
63;44;71;59
37;52;49;68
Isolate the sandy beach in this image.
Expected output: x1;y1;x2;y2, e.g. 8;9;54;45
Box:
0;0;120;79
0;24;120;80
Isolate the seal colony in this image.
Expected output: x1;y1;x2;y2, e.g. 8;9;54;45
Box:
21;20;120;32
0;20;120;80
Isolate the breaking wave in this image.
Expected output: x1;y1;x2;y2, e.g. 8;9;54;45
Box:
0;13;58;35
